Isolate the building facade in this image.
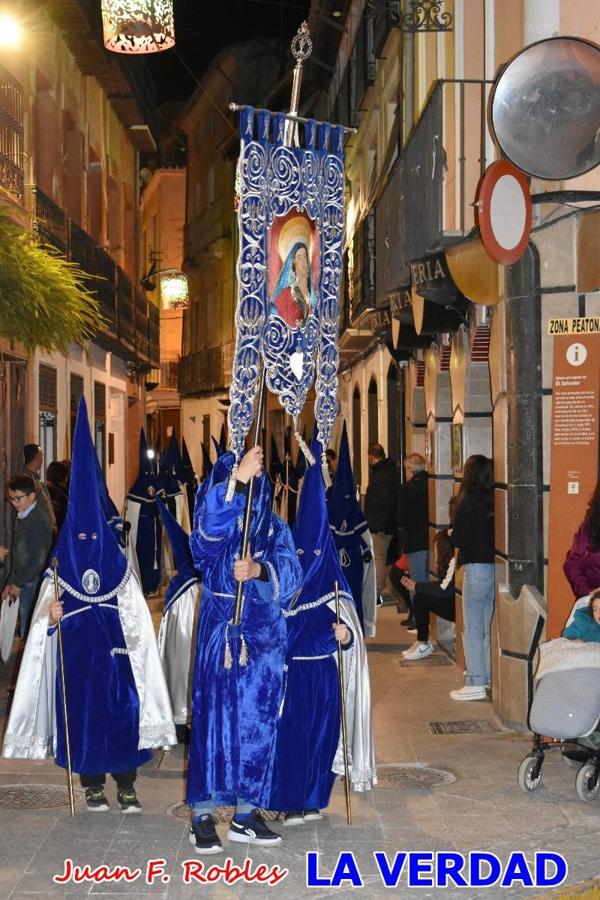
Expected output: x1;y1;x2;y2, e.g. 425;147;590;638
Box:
0;0;159;529
309;0;600;724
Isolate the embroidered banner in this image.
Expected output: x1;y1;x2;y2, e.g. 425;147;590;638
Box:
228;106;345;463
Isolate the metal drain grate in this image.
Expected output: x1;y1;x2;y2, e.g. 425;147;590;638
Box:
377;766;456;788
428;719;502;735
0;784;85;809
399;655;453;667
167;803;280;824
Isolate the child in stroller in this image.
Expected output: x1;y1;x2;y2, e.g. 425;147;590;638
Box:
518;589;600;801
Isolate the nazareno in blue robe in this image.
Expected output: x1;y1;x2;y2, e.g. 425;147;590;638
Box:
53;399;152;775
126;430;162;594
327;421;370;630
186;452;302;808
270;439;354;813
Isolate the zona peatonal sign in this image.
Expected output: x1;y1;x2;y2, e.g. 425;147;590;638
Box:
547;316;600;335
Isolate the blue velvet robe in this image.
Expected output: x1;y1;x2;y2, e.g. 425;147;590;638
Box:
186;475;302;808
270;438;355;813
270;600;345;811
54;587;152;775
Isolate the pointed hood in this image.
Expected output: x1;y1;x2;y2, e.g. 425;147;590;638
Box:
200;442;213;478
51;397;129;600
269;435;283;483
211;435;226;458
327;421;367;537
127;429;160;502
293;436;352;605
182;437;198;485
163;433;186;483
93;451;124;543
157;497;199;612
158;442;182;499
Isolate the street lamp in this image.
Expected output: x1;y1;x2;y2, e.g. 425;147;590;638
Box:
141;264;188;310
0;12;23;48
101;0;175;54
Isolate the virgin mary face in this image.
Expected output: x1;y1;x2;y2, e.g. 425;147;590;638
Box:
292;246;309;281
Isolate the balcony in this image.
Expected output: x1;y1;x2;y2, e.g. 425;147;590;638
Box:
34;188;68;253
0;65;24;204
37;201;157;368
160;360;180;390
179;341;237;396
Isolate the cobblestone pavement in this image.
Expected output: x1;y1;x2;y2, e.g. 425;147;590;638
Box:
0;604;599;899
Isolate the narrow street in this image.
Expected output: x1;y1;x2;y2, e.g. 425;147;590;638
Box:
0;604;598;899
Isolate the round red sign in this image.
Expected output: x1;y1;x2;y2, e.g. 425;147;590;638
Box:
475;160;532;266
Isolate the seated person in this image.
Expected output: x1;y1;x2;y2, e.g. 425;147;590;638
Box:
562;589;600;643
400;528;456;660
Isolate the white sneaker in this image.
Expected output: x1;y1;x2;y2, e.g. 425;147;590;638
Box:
450;685;487;701
402;641;434;660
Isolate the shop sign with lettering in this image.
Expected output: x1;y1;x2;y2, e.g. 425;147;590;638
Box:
410;253;450;290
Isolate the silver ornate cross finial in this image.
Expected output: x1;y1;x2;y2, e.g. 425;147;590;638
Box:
291;21;313;62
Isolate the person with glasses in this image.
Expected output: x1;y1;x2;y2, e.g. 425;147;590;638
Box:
1;474;53;638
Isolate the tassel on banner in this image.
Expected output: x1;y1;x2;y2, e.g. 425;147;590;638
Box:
225;464;239;503
295;430;315;466
239;633;248;667
224;626;233;670
322;455;332;489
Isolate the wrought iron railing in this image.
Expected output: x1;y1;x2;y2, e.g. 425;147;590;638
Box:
33;187;67;253
179;346;225;395
160;360;179;390
116;268;135;348
0;65;24;203
148;302;160;368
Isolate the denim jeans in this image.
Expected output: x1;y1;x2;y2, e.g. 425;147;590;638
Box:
461;563;495;687
406;550;429;609
18;578;40;638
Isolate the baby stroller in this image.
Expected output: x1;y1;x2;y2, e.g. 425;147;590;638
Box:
517;595;600;802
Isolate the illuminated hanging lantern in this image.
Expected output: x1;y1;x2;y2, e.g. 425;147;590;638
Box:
101;0;175;54
160;271;189;309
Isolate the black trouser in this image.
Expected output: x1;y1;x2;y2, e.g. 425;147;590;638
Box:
414;589;455;642
80;770;136;790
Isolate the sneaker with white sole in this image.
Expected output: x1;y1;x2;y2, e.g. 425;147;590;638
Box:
283;811;305;827
402;640;434;660
85;786;109;812
450;685;487;701
117;788;142;814
228;809;282;845
303;809;322;821
189;815;223;854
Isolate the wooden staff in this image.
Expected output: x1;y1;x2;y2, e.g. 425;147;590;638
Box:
334;580;352;826
51;558;75;817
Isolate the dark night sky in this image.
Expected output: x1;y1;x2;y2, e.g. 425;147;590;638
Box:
145;0;311;103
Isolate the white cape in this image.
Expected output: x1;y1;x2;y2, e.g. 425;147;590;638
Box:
2;571;176;760
330;595;377;792
158;581;201;724
362;529;377;638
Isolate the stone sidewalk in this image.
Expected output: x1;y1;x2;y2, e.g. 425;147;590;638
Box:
0;605;599;899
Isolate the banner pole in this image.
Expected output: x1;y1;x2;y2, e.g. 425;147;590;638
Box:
52;558;76;817
335;579;352;826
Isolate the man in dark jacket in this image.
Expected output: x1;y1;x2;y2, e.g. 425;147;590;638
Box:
365;444;398;600
1;474;53;637
397;453;429;629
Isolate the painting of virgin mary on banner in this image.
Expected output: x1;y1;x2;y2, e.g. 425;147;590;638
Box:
269;212;319;329
228;107;345;465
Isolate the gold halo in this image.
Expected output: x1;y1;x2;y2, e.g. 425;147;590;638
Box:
278;215;314;263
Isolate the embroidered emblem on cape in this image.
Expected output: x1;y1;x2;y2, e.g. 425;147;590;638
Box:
81;569;100;595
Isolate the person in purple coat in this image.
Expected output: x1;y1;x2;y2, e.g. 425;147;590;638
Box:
564;483;600;599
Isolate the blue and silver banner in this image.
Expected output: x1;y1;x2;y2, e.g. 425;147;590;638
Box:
228;106;345;462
